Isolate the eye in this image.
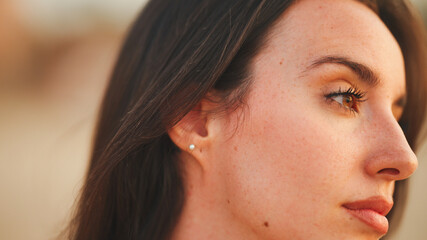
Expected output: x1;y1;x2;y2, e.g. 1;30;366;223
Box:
325;87;367;114
333;95;356;109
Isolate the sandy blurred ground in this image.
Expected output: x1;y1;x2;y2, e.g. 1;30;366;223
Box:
0;0;426;239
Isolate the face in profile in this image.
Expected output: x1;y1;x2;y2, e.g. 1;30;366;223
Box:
193;0;418;239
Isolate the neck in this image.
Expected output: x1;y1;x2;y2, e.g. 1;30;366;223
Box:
170;154;259;240
170;190;260;240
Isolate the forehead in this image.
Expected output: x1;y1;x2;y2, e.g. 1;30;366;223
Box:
259;0;405;90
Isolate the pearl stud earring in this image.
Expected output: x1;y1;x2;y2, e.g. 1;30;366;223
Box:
189;144;195;151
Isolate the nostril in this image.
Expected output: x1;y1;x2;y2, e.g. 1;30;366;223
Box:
378;168;400;175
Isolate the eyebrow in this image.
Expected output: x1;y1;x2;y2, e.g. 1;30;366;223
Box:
306;56;380;87
305;55;407;107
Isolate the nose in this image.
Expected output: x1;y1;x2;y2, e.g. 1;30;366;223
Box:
364;114;418;181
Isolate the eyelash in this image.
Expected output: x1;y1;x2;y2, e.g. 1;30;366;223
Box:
324;86;367;114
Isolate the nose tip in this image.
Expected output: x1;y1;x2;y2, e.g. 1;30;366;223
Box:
387;149;417;180
397;150;418;179
364;117;419;181
365;145;418;181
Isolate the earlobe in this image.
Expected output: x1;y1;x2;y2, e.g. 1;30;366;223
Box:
168;100;215;158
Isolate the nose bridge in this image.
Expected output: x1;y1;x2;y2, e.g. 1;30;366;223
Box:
364;111;418;181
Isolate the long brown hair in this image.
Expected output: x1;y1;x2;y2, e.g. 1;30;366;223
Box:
66;0;427;239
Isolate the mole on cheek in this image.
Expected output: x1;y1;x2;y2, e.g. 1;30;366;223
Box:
264;221;269;227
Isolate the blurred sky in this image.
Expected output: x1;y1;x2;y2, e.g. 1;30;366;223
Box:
0;1;426;240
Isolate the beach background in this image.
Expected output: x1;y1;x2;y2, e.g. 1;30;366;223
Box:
0;0;426;239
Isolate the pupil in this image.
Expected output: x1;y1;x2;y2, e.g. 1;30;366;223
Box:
344;96;353;106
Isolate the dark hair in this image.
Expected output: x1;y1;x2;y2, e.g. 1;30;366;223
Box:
65;0;427;239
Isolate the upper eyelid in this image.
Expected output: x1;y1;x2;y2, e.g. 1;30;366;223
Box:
304;55;380;88
306;64;406;112
325;86;367;100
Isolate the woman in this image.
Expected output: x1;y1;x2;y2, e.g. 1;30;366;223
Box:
66;0;427;239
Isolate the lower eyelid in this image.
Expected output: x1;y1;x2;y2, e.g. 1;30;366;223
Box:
325;95;359;115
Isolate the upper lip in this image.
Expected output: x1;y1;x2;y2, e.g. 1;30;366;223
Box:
342;196;393;216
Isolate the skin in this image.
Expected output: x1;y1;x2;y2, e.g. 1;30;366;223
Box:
169;0;418;239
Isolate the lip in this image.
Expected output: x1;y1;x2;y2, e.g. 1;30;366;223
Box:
342;196;393;234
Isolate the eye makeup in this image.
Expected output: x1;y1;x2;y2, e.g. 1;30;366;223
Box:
324;86;367;115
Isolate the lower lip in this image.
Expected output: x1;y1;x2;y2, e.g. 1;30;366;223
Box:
343;207;389;234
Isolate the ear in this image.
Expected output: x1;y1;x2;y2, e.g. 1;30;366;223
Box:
168;98;218;166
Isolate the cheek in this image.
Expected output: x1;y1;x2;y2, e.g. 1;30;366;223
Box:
213;86;356;235
223;87;353;193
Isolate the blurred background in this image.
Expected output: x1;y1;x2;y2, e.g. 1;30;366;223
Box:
0;0;426;239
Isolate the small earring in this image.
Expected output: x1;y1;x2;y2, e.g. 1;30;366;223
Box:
189;144;195;151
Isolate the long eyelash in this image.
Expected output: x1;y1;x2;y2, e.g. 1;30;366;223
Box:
324;86;367;115
325;86;367;102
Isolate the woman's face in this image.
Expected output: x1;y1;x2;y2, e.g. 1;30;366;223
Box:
207;0;418;239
